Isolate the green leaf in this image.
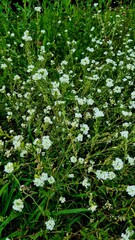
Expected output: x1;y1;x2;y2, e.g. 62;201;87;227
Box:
0;182;9;196
52;208;91;216
0;212;21;236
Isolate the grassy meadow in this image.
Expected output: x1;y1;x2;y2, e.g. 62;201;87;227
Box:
0;0;135;239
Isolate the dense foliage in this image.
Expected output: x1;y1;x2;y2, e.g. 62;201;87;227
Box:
0;0;135;239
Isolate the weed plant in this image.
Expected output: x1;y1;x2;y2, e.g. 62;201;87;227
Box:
0;0;135;239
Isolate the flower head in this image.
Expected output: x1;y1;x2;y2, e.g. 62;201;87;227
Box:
12;198;24;212
126;185;135;197
45;218;55;231
112;158;124;170
4;162;14;173
34;6;41;12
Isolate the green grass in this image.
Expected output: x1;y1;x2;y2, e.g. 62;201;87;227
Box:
0;0;135;239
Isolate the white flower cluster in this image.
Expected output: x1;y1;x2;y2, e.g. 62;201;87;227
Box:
82;177;91;188
13;135;23;150
32;68;48;81
113;86;122;93
75;96;87;105
22;30;32;42
59;196;66;203
1;63;7;69
106;78;114;87
70;156;77;163
88;204;97;212
33;135;52;152
95;170;116;180
33;172;55;187
4;162;14;173
42;135;53;150
81;56;90;66
12;198;24;212
34;6;41;12
44;116;53;124
121;227;134;240
75;133;83;142
14;75;20;81
59;74;70;84
126;155;135;166
131;91;135;99
51;81;61;98
126;185;135;197
45;218;55;231
0;139;4;149
93;107;104;118
27;64;34;73
120;130;129;139
80;123;89;135
112;158;124;170
122;110;132;117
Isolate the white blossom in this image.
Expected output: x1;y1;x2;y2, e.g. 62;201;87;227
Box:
120;131;129;139
59;74;69;84
126;185;135;197
45;218;55;231
4;162;14;173
34;6;41;12
42;136;52;150
22;30;32;42
112;158;124;170
95;170;116;180
81;56;90;66
48;176;55;184
93;107;104;118
70;156;77;163
82;177;90;188
12;199;24;212
59;197;66;203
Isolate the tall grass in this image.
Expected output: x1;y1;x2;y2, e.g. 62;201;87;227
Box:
0;0;135;239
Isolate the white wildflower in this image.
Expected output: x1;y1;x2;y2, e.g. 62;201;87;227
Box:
89;204;97;212
120;131;129;139
121;228;134;240
45;218;55;231
112;158;124;170
87;98;94;105
70;156;77;163
126;185;135;197
59;197;66;203
59;74;69;84
75;134;83;142
82;177;90;188
78;157;84;164
48;176;55;184
126;155;135;166
42;136;52;150
44;116;52;124
106;78;114;87
12;199;24;212
12;135;23;150
14;75;20;80
95;170;116;180
113;86;121;93
81;56;90;66
80;123;89;135
68;174;74;178
22;30;32;42
93;107;104;118
4;162;14;173
34;6;41;12
33;177;44;187
1;63;7;69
